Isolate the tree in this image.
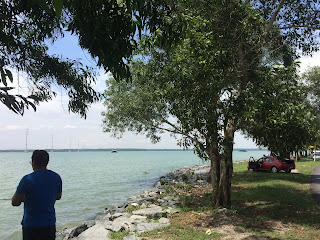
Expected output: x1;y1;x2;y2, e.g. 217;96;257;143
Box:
0;0;180;116
1;0;100;116
242;65;316;158
300;66;320;149
102;0;320;207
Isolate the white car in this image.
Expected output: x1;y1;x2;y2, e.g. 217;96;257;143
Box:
313;151;320;160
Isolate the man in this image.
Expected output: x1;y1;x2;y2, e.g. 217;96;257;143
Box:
12;150;62;240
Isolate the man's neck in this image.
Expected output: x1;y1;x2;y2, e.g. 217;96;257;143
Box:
33;166;47;171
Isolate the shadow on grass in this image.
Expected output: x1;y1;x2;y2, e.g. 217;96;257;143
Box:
232;170;311;185
180;169;319;235
231;174;320;231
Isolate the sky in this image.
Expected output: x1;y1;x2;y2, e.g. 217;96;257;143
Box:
1;33;319;150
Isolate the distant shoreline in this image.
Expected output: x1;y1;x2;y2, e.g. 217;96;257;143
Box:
0;148;266;153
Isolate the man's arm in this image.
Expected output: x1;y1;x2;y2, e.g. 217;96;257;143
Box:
12;193;24;206
57;192;62;200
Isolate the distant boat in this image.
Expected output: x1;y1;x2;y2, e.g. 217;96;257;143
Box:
111;149;118;153
239;149;247;152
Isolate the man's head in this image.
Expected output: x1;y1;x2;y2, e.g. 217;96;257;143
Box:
31;150;49;169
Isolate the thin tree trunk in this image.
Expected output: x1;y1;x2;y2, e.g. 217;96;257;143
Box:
208;142;221;207
209;126;235;208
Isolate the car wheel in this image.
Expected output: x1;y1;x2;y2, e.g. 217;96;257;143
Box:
271;166;278;173
285;169;291;173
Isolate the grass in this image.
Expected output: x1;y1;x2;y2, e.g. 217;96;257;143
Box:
109;230;130;239
231;158;320;239
141;158;320;240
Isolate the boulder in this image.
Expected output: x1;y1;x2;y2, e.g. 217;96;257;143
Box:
76;224;111;240
130;215;147;220
165;207;180;214
109;212;130;221
69;222;94;238
135;222;165;233
159;217;170;224
123;235;142;240
132;206;166;219
103;216;133;232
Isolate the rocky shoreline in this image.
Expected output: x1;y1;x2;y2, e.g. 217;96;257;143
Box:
56;164;211;240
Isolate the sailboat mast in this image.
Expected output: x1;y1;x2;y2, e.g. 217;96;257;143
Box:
24;129;28;152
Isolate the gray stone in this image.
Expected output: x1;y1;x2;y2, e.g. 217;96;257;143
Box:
161;200;179;208
104;215;133;232
130;203;139;208
154;181;161;188
77;224;111;240
95;212;111;221
218;208;235;215
132;206;166;219
165;207;180;214
135;222;164;233
130;215;147;220
110;212;130;221
123;235;142;240
159;217;170;224
69;222;94;238
121;221;138;232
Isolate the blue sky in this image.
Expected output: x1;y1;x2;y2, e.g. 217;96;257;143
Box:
0;33;319;150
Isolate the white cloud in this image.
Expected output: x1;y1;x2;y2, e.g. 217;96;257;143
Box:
299;52;320;73
64;125;77;129
6;125;24;130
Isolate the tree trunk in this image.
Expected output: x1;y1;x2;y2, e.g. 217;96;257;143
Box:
209;127;235;208
208;142;222;206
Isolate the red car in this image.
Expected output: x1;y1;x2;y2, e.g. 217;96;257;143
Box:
248;156;295;173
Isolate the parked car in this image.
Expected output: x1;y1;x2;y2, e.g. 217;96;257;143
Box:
248;156;295;173
313;151;320;160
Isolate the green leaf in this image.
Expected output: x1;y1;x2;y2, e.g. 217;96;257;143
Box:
53;0;63;18
0;68;7;86
5;69;13;83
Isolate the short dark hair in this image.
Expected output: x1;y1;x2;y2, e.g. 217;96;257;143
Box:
32;150;49;167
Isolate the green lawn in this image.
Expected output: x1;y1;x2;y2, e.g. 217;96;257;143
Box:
232;158;320;239
141;158;320;240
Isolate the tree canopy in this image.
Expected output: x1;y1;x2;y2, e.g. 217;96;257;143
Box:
102;0;320;207
0;0;180;116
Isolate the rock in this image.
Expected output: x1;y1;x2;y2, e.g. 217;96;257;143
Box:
132;206;166;219
76;224;111;240
123;235;142;240
121;221;138;232
154;181;161;188
165;207;180;214
140;203;147;209
135;222;165;233
95;212;111;221
130;215;147;220
159;217;170;224
110;212;130;221
69;222;94;238
161;200;179;208
55;227;75;240
104;216;133;232
130;203;139;208
218;208;235;215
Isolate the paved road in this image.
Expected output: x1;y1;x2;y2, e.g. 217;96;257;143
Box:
311;165;320;204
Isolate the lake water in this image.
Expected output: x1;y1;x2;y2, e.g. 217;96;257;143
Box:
0;149;269;239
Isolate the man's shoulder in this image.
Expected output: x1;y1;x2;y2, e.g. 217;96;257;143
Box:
47;170;62;179
21;172;32;181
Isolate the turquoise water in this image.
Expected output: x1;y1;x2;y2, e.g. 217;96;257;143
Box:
0;149;269;239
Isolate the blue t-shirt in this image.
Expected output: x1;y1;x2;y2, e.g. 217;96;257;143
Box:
16;170;62;228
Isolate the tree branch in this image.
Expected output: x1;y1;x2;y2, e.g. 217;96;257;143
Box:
272;25;320;31
264;0;285;35
158;118;205;147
